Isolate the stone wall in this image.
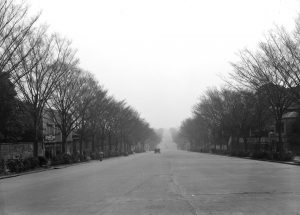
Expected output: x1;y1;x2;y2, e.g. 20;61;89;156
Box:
0;143;33;160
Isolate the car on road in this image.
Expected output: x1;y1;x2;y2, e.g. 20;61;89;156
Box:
154;148;161;153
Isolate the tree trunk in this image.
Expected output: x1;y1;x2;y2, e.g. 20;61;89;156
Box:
244;137;248;152
100;128;105;152
33;116;39;157
108;132;112;156
257;136;261;153
33;136;39;157
276;119;283;153
91;134;95;152
61;129;67;154
79;118;85;155
73;141;77;154
79;136;83;155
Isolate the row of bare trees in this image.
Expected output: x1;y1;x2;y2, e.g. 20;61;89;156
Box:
174;16;300;156
172;88;272;152
0;0;160;158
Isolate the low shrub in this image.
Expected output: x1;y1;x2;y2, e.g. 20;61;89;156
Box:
273;151;294;161
283;151;294;161
229;151;252;157
252;151;270;159
51;154;64;166
62;154;72;164
6;159;24;173
3;157;42;174
272;152;280;160
51;153;73;165
114;152;122;157
231;151;250;157
0;159;5;174
252;151;294;161
22;157;39;170
70;154;80;163
79;154;87;162
6;160;16;172
211;149;229;155
22;158;31;171
38;156;48;166
90;152;100;160
51;153;92;165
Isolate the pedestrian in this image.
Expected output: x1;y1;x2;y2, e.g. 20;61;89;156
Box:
99;151;104;161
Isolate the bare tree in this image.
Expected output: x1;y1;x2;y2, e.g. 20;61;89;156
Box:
46;66;82;154
74;71;98;155
194;89;225;150
259;27;300;100
231;48;293;152
11;31;77;157
221;89;256;152
179;118;200;151
96;96;115;153
0;0;39;80
117;107;142;153
85;87;109;153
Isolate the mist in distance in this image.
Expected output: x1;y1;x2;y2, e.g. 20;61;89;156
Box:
28;0;300;129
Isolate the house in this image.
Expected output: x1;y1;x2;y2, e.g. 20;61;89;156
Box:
0;106;79;160
42;110;78;159
280;110;300;154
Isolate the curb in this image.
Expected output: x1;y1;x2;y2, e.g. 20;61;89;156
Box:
0;168;50;180
247;157;300;166
209;153;300;166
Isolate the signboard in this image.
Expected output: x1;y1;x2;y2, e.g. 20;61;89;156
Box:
45;135;55;141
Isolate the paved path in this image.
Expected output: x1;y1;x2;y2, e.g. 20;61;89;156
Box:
1;150;300;214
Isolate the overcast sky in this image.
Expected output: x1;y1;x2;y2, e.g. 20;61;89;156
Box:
28;0;300;129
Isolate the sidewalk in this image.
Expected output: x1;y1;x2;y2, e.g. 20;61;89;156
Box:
258;155;300;166
228;154;300;166
0;160;92;180
0;155;130;180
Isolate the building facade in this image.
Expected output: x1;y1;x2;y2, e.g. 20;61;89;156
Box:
42;110;78;159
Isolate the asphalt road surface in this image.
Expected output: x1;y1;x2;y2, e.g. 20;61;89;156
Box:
1;150;300;215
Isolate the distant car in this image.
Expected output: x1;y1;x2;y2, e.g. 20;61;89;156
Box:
154;148;161;153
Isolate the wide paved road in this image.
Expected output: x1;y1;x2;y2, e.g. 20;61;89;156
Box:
1;150;300;215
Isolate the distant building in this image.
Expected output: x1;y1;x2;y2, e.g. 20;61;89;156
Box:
42;110;79;159
0;107;80;160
